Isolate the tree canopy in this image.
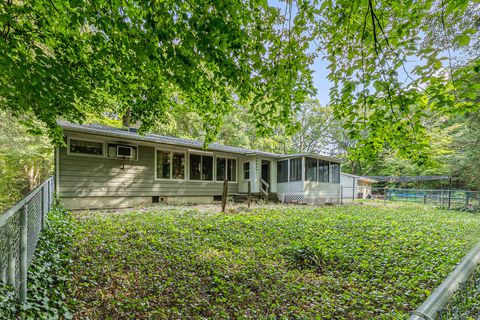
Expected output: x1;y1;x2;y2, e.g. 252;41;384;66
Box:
315;0;479;162
1;0;479;162
1;0;314;144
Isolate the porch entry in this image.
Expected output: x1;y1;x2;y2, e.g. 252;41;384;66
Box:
261;160;270;197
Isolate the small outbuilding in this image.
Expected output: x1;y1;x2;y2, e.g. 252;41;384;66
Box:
340;173;377;201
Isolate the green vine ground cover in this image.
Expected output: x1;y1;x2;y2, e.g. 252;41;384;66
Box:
69;204;480;319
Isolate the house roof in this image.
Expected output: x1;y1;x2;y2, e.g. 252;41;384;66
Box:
341;172;377;183
280;153;341;162
58;120;340;162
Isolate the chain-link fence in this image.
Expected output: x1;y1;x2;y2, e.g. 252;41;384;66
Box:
0;176;54;303
410;242;480;320
384;188;480;209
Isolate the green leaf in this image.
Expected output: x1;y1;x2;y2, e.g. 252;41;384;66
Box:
455;34;471;47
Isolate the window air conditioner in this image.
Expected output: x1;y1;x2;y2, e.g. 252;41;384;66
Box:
116;145;133;158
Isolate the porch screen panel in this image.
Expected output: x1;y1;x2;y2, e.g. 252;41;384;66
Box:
318;160;329;182
305;157;317;181
157;150;171;179
243;162;250;180
277;160;288;183
289;158;302;182
331;163;340;183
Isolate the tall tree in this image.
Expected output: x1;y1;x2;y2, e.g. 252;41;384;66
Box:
0;112;53;210
0;0;314;144
289;100;336;154
448;111;480;190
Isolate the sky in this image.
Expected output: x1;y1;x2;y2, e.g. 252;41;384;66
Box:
312;57;332;106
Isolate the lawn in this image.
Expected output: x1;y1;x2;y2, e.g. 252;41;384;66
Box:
69;204;480;319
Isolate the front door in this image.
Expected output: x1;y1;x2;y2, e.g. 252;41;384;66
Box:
261;160;270;185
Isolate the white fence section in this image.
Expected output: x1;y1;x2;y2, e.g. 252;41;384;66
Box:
278;191;342;205
0;177;54;302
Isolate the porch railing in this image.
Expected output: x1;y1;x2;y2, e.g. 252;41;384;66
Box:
0;176;55;303
260;178;270;200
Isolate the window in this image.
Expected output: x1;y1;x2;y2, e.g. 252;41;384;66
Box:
305;157;317;181
69;139;104;156
229;159;237;181
277;160;288;183
243;162;250;180
318;160;329;182
290;158;302;182
331;162;340;183
172;153;185;179
190;154;201;180
157;151;171;179
202;155;213;181
216;158;226;181
156;150;185;180
216;157;237;181
190;154;213;181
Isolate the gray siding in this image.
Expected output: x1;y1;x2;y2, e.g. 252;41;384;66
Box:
59;145;238;198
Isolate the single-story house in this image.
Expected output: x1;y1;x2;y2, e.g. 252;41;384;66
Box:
56;121;343;209
340;173;377;200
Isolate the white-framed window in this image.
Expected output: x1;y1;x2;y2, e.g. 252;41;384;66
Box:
189;153;213;181
155;149;186;180
277;160;288;183
305;157;317;181
243;162;250;180
318;160;329;182
67;137;105;158
331;162;340;183
216;157;237;182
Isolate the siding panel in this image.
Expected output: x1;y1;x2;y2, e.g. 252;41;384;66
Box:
59;145;238;198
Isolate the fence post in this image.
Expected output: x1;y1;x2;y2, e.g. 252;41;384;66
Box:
7;250;15;289
47;180;51;212
0;262;5;283
221;179;228;212
448;177;452;209
448;190;452;209
247;180;251;208
352;178;355;203
50;177;55;207
424;194;427;205
40;185;45;229
45;185;48;224
340;186;343;204
19;204;28;303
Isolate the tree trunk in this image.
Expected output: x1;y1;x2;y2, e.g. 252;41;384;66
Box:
122;108;131;128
